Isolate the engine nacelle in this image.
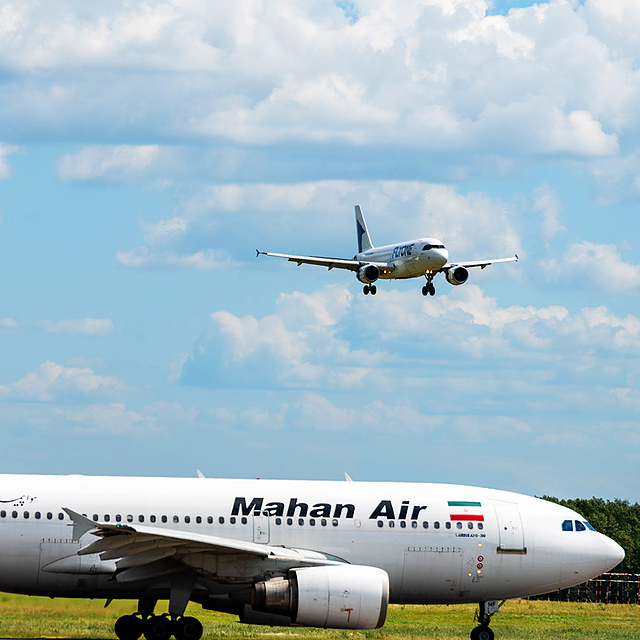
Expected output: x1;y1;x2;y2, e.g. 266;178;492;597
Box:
445;265;469;285
357;264;380;284
250;565;389;630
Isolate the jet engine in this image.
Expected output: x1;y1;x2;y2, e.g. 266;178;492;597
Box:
357;264;380;284
247;565;389;630
445;265;469;285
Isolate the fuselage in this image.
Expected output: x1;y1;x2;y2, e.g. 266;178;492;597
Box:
0;474;624;608
356;237;449;279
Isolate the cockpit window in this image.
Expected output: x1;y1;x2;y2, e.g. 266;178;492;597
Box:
422;244;446;251
562;519;574;531
575;520;586;531
584;521;595;531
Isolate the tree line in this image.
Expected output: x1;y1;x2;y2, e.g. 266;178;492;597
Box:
542;496;640;574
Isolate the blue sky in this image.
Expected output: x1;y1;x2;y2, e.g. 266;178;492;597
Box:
1;0;640;501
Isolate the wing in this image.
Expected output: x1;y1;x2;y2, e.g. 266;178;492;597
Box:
445;255;518;270
63;508;345;584
257;250;390;272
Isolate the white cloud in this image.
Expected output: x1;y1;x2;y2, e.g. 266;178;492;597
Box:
116;247;237;269
57;145;159;181
0;361;122;401
50;403;158;434
541;241;640;292
531;183;565;243
40;318;114;336
0;143;18;178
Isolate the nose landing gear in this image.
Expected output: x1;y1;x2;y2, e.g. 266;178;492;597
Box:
470;600;503;640
422;271;435;296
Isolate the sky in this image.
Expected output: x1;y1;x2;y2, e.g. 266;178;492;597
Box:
1;0;640;501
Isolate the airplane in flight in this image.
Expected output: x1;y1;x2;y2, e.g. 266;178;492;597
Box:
0;473;623;640
257;206;518;296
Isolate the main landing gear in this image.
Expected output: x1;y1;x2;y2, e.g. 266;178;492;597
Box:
422;271;435;296
115;600;203;640
363;284;377;295
470;600;503;640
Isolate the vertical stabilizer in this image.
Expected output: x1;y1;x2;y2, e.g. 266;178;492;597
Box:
355;205;374;253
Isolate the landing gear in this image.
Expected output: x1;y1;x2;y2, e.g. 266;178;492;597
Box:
422;271;435;296
115;600;203;640
363;284;377;295
470;600;503;640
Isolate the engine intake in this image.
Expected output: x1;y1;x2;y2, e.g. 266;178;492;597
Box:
250;565;389;629
445;265;469;285
357;264;380;284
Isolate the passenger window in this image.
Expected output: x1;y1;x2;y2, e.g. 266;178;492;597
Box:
138;515;144;523
47;512;53;520
446;522;451;529
400;521;406;528
298;518;304;526
575;520;586;531
562;519;573;531
127;515;133;523
241;517;247;525
150;515;156;523
207;516;213;524
389;521;395;528
478;523;483;530
412;521;417;528
173;516;179;523
332;519;338;527
457;522;463;529
162;515;167;523
93;514;99;522
36;512;41;520
422;521;428;529
58;513;64;520
468;522;473;530
321;519;327;526
275;517;282;525
115;514;122;522
196;516;202;524
310;519;316;526
434;521;440;529
12;511;17;519
219;517;225;524
104;514;110;522
185;516;191;524
24;512;29;519
0;510;5;518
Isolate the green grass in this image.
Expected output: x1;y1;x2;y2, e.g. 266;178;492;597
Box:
0;595;638;639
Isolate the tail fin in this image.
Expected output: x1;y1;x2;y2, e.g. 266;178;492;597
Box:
355;205;374;253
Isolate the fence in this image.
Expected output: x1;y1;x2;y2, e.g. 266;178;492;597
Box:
529;573;640;604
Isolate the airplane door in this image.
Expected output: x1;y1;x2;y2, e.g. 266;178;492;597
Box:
494;503;526;553
253;515;269;543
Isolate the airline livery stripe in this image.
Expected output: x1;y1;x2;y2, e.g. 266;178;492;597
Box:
447;501;482;507
450;514;485;521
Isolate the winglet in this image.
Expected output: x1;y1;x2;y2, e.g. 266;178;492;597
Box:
344;472;353;482
197;469;206;479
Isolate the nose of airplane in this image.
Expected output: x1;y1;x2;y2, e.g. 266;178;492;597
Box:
604;536;625;572
435;248;448;266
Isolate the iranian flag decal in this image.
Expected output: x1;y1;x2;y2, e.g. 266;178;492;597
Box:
448;500;484;521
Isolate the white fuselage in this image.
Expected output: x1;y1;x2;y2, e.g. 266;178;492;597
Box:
0;475;624;606
356;237;449;279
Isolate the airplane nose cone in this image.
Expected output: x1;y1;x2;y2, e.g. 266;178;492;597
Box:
604;536;625;572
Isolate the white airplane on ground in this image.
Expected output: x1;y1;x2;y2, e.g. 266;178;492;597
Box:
0;474;623;640
257;206;518;296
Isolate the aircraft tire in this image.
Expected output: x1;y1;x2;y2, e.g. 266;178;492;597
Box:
173;617;203;640
115;615;144;640
143;615;173;640
470;625;494;640
363;285;370;295
422;285;428;296
370;285;377;295
429;284;435;296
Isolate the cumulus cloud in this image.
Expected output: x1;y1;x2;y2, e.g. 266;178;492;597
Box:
0;0;632;167
0;144;18;179
57;145;160;181
39;318;114;336
50;403;158;435
0;361;122;401
116;247;237;269
541;241;640;292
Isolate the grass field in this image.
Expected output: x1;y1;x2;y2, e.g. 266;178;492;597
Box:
0;595;638;640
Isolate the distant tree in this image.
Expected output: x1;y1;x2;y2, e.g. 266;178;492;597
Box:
541;496;640;574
